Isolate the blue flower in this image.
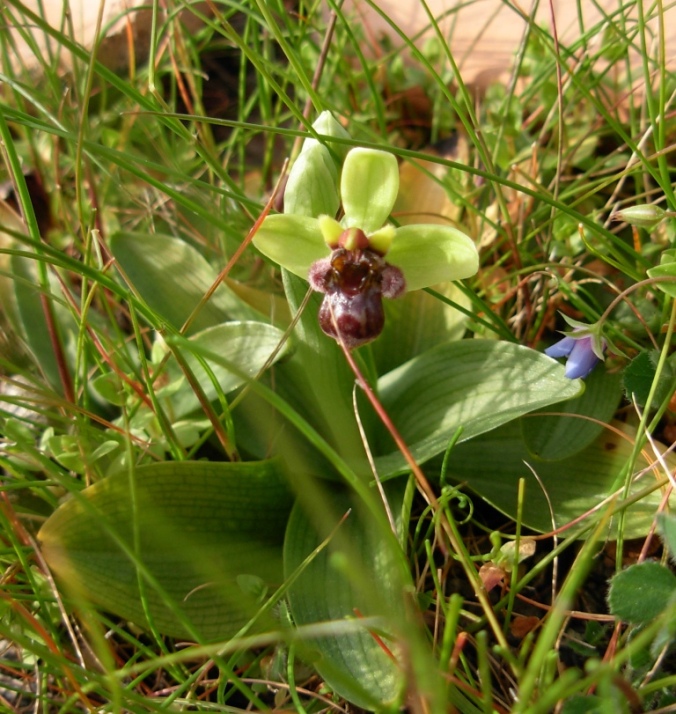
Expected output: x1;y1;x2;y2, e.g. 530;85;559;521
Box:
545;326;605;379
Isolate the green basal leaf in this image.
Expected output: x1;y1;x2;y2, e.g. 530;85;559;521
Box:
608;562;676;624
0;203;32;365
341;148;399;234
372;283;472;374
284;142;340;218
223;276;291;326
657;513;676;562
622;349;675;407
375;340;582;477
560;694;605;714
160;321;289;419
39;460;294;640
646;262;676;298
252;214;326;279
445;419;675;538
10;254;71;393
284;481;409;710
386;224;479;292
522;368;623;461
110;232;259;332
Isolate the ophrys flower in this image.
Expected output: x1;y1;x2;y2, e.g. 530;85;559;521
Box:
253;117;479;348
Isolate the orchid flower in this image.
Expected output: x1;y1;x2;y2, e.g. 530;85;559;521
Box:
253;112;479;348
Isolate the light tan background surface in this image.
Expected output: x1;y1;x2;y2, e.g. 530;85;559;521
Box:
348;0;675;88
6;1;676;86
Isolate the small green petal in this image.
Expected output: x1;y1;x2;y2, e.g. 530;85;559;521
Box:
318;215;343;247
368;225;396;255
341;148;399;234
284;143;339;218
590;334;606;361
387;225;479;291
253;214;326;278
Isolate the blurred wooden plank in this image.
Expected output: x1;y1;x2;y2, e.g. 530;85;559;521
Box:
4;0;674;90
2;0;202;73
346;0;676;91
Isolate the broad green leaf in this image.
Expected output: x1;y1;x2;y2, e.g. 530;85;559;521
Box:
341;148;399;234
445;419;676;538
646;262;676;298
110;232;259;332
0;202;32;365
657;513;676;562
168;276;371;480
375;340;583;477
223;276;291;326
39;460;294;640
11;254;70;392
372;283;472;373
622;349;674;407
161;321;289;419
608;562;676;624
386;224;479;292
284;482;408;710
252;214;326;280
522;369;623;460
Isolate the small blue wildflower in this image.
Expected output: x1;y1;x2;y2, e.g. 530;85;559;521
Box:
544;318;606;379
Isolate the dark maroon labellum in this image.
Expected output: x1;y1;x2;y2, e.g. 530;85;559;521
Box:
308;246;406;349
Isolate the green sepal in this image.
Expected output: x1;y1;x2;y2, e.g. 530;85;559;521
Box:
341;148;399;234
386;224;479;291
284;142;340;218
253;214;326;279
308;110;351;163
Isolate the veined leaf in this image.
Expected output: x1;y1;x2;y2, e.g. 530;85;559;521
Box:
39;459;294;640
446;419;676;538
284;481;409;710
11;254;73;393
375;340;583;476
161;321;289;419
110;232;260;332
521;368;623;460
608;562;676;624
372;283;471;374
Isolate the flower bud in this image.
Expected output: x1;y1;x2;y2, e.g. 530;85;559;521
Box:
611;204;666;229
